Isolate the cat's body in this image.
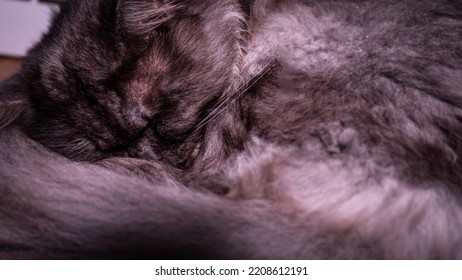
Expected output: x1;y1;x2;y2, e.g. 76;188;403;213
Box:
1;0;462;258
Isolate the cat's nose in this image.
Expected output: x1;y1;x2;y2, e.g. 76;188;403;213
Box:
125;110;148;129
118;104;155;138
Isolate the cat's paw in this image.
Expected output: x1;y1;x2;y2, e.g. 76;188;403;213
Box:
315;121;358;154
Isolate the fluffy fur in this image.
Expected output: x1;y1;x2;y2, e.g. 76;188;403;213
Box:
0;0;462;259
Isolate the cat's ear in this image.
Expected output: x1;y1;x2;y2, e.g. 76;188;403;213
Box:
117;0;181;40
0;75;31;129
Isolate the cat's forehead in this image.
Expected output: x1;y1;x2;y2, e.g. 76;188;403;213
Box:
31;0;248;85
18;0;251;138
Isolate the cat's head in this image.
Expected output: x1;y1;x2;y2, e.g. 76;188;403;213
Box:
0;0;252;167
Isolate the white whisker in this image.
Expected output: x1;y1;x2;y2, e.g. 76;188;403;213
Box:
192;62;274;133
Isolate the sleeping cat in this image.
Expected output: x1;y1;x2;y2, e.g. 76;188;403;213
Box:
0;0;462;259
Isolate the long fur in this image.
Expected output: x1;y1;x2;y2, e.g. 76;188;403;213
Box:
0;0;462;259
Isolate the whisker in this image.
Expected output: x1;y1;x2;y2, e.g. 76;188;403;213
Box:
194;80;251;127
192;62;274;133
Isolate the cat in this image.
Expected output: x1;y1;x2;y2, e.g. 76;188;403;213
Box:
0;0;462;259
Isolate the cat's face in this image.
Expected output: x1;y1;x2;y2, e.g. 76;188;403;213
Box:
0;0;249;167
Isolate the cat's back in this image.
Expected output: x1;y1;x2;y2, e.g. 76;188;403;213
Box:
225;0;462;258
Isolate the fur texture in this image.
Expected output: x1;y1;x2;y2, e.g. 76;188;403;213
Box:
0;0;462;259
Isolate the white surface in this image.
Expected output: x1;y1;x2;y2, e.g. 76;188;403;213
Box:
0;0;56;57
0;261;461;280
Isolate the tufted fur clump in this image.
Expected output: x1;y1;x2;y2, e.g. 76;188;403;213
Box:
0;0;462;259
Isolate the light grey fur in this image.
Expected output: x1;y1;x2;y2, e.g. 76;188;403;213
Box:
0;128;380;259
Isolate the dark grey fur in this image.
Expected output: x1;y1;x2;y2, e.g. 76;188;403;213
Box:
0;0;462;259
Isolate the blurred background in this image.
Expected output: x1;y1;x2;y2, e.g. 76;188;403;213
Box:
0;0;64;81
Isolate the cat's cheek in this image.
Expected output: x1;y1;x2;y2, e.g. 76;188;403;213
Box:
0;101;27;129
0;75;31;129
